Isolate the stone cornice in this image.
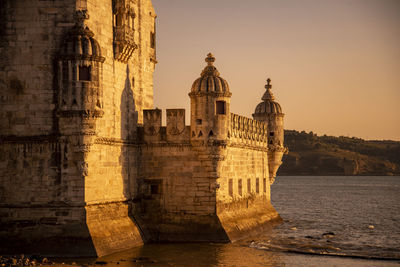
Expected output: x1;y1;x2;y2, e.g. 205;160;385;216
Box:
228;141;269;152
0;134;61;144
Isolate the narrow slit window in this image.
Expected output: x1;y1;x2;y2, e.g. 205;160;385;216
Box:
150;32;156;48
256;178;260;193
79;66;91;81
247;178;251;193
229;179;233;197
263;178;266;193
216;101;226;115
238;179;242;196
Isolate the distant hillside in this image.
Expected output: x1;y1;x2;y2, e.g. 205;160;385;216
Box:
278;130;400;176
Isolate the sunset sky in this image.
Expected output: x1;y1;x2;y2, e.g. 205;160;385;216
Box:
151;0;400;141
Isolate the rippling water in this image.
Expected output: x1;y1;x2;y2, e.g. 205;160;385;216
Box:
264;176;400;261
57;176;400;266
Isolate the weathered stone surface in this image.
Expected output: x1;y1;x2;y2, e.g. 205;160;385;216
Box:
0;1;285;257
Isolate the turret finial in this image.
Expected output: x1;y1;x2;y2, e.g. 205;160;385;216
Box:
262;77;275;101
75;10;89;28
265;78;272;90
205;53;215;66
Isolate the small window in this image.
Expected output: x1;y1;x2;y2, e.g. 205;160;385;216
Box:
270;132;275;137
115;14;122;27
247;178;251;193
151;184;159;194
150;32;156;48
228;179;233;197
263;178;266;193
196;119;202;125
208;130;214;137
216;101;226;115
256;178;260;193
238;179;242;196
79;66;91;81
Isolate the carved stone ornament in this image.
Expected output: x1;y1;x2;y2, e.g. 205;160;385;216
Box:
167;110;185;135
113;0;138;63
144;111;161;136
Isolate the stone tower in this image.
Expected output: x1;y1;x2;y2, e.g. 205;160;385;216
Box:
253;79;286;183
0;0;156;257
189;53;232;141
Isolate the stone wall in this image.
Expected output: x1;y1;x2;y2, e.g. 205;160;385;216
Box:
137;108;224;241
0;0;76;136
0;0;156;256
136;109;280;243
217;145;281;241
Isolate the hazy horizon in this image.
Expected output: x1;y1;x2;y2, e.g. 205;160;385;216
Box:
152;0;400;141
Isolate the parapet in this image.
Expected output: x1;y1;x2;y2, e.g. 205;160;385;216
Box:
141;109;190;143
229;113;268;149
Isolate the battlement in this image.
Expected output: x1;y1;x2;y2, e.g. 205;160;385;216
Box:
141;108;190;143
229;113;268;149
140;109;270;150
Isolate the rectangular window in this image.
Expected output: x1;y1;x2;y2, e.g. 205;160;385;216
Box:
263;178;267;193
228;179;233;197
144;179;162;196
196;119;202;125
151;184;160;194
256;178;260;193
247;178;251;193
238;179;242;196
150;32;156;48
79;66;91;81
269;132;275;137
216;101;226;115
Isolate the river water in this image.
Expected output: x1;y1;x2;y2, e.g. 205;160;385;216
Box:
66;176;400;266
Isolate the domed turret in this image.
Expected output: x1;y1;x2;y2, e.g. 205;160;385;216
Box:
189;53;232;142
60;23;104;62
57;10;105;120
191;53;230;94
254;78;282;115
252;78;286;184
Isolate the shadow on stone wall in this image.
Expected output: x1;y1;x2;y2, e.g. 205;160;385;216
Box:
119;65;147;242
120;65;138;200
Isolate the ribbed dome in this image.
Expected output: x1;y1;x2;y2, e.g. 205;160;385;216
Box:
255;101;282;114
254;78;283;115
191;53;230;93
59;12;105;62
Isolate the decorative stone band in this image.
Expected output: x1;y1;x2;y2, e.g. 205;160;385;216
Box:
229;113;269;148
56;110;104;118
95;137;138;146
268;144;289;154
188;91;232;98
